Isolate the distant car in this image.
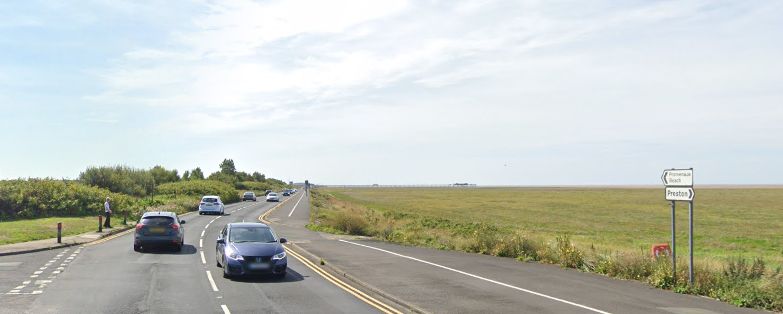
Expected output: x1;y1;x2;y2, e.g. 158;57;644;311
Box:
266;193;279;202
199;195;225;215
291;189;297;194
216;222;288;278
264;190;272;196
242;191;257;202
282;190;291;196
134;211;185;252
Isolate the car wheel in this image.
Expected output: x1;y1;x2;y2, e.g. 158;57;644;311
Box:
176;244;183;252
133;245;141;252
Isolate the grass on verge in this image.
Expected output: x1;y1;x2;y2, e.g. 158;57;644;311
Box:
308;187;783;312
0;217;104;245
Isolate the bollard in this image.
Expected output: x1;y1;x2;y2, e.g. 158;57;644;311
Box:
98;215;103;232
57;222;62;244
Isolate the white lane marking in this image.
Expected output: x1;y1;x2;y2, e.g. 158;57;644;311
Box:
30;275;38;278
200;251;206;264
199;239;203;248
221;304;231;314
31;290;42;294
205;223;211;229
33;271;42;275
338;240;612;314
22;281;30;285
9;290;20;293
201;230;205;238
205;271;219;292
288;192;306;217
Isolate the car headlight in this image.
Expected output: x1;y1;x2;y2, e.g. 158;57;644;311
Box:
226;246;244;261
272;251;286;260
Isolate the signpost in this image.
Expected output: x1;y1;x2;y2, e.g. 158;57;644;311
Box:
662;168;695;286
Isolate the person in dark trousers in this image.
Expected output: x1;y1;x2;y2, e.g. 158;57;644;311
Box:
103;197;112;229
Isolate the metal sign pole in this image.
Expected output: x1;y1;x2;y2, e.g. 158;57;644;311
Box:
671;200;676;285
688;200;694;285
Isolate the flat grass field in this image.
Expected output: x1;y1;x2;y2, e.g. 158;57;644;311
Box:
0;217;104;245
323;187;783;266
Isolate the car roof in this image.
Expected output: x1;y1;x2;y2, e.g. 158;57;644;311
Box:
243;191;254;194
141;211;177;217
228;222;269;228
202;195;220;198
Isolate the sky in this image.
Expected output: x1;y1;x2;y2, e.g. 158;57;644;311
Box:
1;0;782;185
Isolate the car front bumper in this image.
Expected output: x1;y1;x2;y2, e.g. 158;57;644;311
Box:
224;256;287;276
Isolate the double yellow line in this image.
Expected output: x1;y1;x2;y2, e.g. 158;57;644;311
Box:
285;247;402;314
259;194;402;314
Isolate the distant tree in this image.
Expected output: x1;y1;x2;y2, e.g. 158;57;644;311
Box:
182;170;190;181
219;159;236;176
252;171;265;182
150;165;179;185
191;167;205;180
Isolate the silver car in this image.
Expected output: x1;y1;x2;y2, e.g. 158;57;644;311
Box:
266;192;280;202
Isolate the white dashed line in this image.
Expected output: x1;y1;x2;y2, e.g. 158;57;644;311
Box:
199;239;203;248
205;271;219;292
201;230;205;238
200;251;206;264
221;304;231;314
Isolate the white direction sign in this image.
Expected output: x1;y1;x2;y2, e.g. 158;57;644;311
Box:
666;187;695;201
662;169;693;187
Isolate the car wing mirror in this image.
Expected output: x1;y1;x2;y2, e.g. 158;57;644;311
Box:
217;238;225;244
279;238;288;244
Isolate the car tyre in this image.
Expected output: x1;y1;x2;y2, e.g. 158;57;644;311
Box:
133;245;141;252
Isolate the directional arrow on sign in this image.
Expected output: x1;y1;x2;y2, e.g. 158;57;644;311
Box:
662;169;693;187
665;187;695;201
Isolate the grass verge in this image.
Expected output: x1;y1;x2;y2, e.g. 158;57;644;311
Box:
0;217;104;245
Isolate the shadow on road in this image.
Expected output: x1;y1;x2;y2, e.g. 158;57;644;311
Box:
227;267;306;283
140;244;198;255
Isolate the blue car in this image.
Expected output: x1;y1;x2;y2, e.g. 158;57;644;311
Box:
216;223;288;278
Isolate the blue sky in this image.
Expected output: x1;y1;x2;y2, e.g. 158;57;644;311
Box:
1;0;782;185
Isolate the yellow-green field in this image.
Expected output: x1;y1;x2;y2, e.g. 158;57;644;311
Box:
322;187;783;266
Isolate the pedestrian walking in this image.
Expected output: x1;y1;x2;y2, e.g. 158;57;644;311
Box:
104;197;112;228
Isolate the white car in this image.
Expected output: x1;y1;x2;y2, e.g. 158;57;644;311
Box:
266;192;280;202
199;195;224;215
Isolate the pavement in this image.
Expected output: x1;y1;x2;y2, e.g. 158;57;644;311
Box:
0;225;133;256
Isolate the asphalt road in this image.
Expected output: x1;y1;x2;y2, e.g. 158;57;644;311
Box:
0;197;377;314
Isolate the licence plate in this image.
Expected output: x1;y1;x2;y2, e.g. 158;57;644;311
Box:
248;263;270;270
149;227;166;234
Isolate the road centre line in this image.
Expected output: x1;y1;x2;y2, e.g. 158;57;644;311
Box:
200;251;206;264
284;247;401;314
338;240;612;314
221;304;231;314
205;271;219;292
288;193;306;217
201;230;205;238
199;239;203;248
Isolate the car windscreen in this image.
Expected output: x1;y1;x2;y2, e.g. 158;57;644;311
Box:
229;227;276;243
141;216;174;226
202;197;218;203
243;192;254;195
268;193;277;196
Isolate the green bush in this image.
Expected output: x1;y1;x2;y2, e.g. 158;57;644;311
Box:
156;180;240;203
236;181;288;194
79;165;155;197
0;179;137;219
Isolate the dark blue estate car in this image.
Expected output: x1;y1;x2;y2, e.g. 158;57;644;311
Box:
216;223;287;278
